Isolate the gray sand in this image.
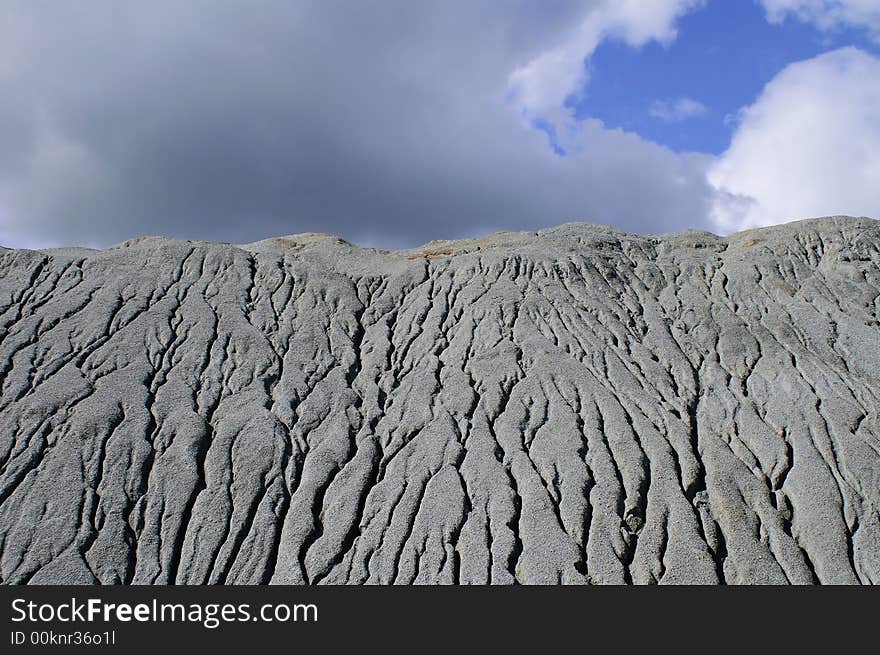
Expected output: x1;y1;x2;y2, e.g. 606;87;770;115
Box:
1;216;878;584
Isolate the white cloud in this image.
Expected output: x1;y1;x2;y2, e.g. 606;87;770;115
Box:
708;47;880;232
760;0;880;40
507;0;705;128
650;97;708;122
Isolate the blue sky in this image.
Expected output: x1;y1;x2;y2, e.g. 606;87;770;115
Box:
1;1;880;248
578;1;880;154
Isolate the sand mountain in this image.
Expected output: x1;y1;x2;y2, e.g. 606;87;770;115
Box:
1;216;878;584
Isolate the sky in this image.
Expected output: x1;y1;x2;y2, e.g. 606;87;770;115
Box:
1;0;879;249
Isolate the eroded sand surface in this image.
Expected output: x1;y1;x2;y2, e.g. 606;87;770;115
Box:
1;216;878;584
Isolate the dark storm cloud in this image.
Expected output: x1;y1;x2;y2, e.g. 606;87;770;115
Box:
0;1;716;248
